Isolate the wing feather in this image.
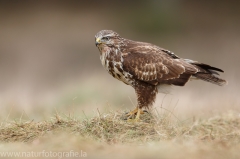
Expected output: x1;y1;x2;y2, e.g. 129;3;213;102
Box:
122;41;196;85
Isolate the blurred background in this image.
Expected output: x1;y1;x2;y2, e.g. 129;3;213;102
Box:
0;0;239;121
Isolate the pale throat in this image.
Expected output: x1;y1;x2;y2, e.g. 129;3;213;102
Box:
98;44;111;55
98;45;110;68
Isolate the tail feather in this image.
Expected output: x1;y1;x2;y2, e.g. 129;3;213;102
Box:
184;60;227;86
193;63;224;73
193;73;227;86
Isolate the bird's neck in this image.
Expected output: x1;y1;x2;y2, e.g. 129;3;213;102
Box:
100;45;122;58
99;45;122;68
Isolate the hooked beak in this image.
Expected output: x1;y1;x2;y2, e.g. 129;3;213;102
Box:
95;38;101;46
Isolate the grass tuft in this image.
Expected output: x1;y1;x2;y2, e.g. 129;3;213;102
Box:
1;110;240;146
1;110;240;158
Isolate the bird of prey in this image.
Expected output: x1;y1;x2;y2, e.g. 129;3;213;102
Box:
95;30;227;121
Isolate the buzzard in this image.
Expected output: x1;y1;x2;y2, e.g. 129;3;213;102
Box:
95;30;227;121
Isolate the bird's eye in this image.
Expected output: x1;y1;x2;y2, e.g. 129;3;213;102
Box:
102;36;110;41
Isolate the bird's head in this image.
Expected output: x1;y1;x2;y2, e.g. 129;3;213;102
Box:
95;30;122;48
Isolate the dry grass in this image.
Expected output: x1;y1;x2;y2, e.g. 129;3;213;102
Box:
0;110;240;159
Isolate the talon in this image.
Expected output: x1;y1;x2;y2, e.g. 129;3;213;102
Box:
125;107;142;121
135;108;141;121
143;110;149;113
126;108;138;116
126;107;138;119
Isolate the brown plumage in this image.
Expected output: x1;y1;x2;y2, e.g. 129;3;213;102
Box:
95;30;227;121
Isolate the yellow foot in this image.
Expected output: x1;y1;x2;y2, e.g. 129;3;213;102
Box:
126;107;143;121
126;108;137;119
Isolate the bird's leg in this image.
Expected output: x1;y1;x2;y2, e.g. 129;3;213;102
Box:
125;81;157;121
134;107;142;121
126;107;138;119
126;107;144;120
